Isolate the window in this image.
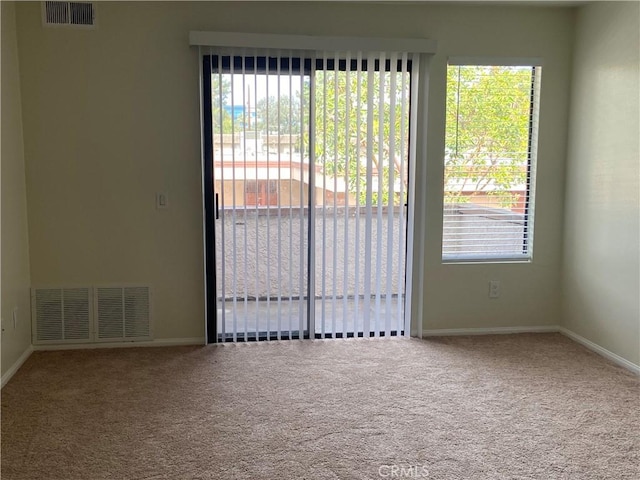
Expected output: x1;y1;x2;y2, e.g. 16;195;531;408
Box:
442;63;540;261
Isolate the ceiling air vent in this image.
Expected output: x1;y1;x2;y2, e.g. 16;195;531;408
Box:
43;1;95;28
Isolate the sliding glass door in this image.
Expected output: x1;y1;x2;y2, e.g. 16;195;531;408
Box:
202;52;414;343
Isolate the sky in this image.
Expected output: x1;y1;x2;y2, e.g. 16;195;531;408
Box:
226;74;304;108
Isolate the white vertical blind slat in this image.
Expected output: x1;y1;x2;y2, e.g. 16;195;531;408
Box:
354;52;363;337
342;52;351;339
277;54;283;341
265;61;272;340
288;55;294;338
374;52;386;337
254;56;260;340
397;52;408;334
331;52;339;338
230;56;238;343
386;53;397;336
300;63;307;339
363;53;375;338
307;54;317;339
320;53;328;339
242;58;249;342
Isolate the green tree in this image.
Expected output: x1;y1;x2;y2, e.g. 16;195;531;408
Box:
445;66;533;207
310;65;533;209
255;92;302;134
212;74;233;133
311;69;410;206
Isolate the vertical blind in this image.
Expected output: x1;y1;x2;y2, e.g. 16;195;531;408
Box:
205;49;418;341
312;53;414;339
442;64;540;261
209;54;309;342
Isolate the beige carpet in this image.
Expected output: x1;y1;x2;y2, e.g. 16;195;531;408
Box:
1;334;638;479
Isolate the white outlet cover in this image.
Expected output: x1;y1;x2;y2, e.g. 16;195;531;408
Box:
489;281;500;298
156;192;169;209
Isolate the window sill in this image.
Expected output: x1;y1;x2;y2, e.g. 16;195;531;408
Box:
442;257;532;265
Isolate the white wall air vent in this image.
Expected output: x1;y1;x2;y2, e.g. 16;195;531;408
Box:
32;285;152;345
95;286;151;342
32;288;92;344
43;1;96;28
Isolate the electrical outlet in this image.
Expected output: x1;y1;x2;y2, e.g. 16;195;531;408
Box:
489;280;500;299
156;192;169;209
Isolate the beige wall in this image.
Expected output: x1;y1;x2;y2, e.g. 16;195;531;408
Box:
417;5;573;331
562;2;640;365
2;2;32;377
14;2;574;340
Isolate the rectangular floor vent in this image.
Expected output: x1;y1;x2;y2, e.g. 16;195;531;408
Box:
43;2;96;27
95;286;151;342
32;288;92;344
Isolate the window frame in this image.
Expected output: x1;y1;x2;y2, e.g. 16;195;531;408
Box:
441;58;542;264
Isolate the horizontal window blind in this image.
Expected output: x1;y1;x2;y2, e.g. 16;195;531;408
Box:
442;64;540;261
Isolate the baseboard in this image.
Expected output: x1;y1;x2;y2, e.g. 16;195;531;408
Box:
558;327;640;375
423;325;560;336
1;345;34;389
32;337;206;351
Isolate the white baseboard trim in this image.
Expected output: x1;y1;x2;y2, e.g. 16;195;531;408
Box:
558;327;640;375
1;345;34;389
32;337;206;351
423;325;560;337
